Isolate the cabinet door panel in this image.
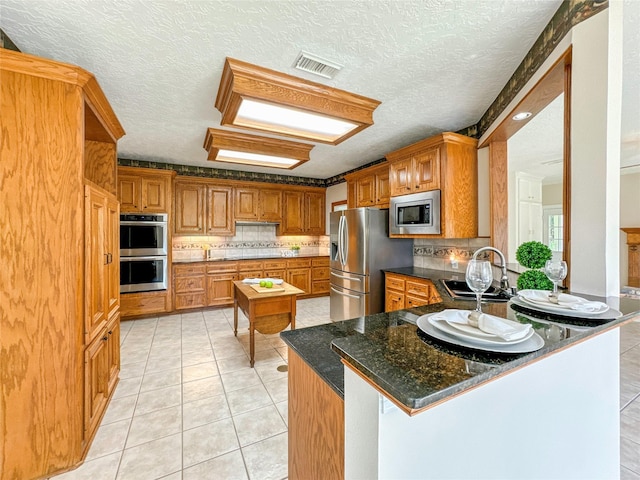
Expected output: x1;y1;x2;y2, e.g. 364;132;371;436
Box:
207;185;234;236
106;314;120;395
117;175;140;212
207;274;236;306
414;147;440;192
260;189;282;222
141;177;167;212
288;268;311;294
84;333;109;435
376;170;390;206
235;188;259;220
175;183;205;234
282;191;305;234
106;197;120;319
305;192;325;235
385;289;405;312
389;158;412;196
356;175;375;207
85;187;107;342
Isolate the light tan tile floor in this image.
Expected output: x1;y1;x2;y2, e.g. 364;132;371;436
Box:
52;298;640;479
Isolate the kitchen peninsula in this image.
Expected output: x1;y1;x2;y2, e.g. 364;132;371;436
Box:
282;268;640;479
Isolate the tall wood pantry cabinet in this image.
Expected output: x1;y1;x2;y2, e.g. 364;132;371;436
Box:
0;48;125;479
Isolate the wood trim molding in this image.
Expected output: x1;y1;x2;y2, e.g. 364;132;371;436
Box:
489;141;508;260
214;57;381;145
563;59;572;288
386;132;478;162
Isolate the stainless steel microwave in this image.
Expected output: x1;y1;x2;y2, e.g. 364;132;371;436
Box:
389;190;441;235
120;213;168;256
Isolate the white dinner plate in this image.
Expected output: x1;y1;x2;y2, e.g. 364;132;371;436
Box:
518;290;609;315
445;320;501;339
417;314;544;354
510;296;623;320
430;316;534;346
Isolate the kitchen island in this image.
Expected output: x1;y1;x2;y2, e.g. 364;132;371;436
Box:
281;267;640;480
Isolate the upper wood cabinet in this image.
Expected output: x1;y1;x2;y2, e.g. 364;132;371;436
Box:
234;187;282;222
388;146;440;196
117;167;174;213
174;180;234;236
345;163;390;209
280;188;325;235
386;132;478;238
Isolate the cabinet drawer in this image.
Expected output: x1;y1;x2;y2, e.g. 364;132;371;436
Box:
405;280;432;299
264;269;286;280
287;258;311;268
406;294;429;308
175;276;205;293
311;257;329;267
264;260;287;270
385;275;405;291
312;280;330;294
175;293;206;310
206;261;237;274
238;260;264;271
238;270;263;280
174;264;206;276
312;267;330;280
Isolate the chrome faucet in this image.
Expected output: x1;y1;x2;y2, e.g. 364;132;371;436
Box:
472;247;511;294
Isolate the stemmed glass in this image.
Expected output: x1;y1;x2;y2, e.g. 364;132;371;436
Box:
544;260;567;296
465;260;493;315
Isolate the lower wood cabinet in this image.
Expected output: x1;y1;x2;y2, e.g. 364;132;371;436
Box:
121;291;171;317
84;312;120;439
173;257;329;310
385;273;442;312
288;348;344;480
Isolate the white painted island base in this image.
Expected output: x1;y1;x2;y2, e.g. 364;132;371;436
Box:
344;329;620;479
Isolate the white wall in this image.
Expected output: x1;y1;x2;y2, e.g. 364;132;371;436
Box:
325;182;347;235
542;183;562;206
570;6;623;296
620;170;640;285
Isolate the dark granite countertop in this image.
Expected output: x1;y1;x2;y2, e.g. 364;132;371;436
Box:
173;254;328;264
281;267;640;412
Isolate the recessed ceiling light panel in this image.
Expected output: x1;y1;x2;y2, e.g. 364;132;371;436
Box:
203;128;313;170
512;111;533;121
215;57;380;145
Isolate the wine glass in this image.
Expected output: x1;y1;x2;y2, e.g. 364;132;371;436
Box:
544;260;567;295
465;260;493;315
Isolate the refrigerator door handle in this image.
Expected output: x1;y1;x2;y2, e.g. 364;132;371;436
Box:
330;272;362;282
341;215;348;265
330;287;361;300
338;215;346;266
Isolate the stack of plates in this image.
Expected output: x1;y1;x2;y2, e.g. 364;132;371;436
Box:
515;290;620;319
417;310;544;354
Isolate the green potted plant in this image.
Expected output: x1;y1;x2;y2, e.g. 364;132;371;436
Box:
291;244;300;256
515;241;554;290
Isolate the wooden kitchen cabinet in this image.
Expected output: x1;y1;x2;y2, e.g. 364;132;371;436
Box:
1;50;125;478
280;188;326;235
311;257;330;295
622;228;640;287
287;258;312;294
174;264;206;310
345;163;390;208
206;262;238;306
386;132;478;238
384;273;442;312
235;187;282;222
174;180;235;236
117;167;174;213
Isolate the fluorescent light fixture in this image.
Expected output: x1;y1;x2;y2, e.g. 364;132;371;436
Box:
216;149;299;168
203;128;313;170
215;57;381;145
236;99;357;138
512;111;533;121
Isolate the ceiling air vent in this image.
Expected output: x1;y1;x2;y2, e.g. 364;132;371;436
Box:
293;51;343;79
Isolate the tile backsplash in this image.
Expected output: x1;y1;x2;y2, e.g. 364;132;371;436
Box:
173;224;329;261
412;237;491;272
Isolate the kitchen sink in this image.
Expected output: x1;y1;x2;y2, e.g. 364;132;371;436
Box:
440;279;512;303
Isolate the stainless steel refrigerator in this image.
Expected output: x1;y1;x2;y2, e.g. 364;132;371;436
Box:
330;208;413;321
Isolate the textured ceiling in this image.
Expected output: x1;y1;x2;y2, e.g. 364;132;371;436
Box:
2;0;634;180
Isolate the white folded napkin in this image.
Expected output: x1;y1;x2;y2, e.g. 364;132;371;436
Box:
519;290;607;312
431;309;532;341
241;278;284;285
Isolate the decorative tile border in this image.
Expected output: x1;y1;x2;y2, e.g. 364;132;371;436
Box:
173;239;327;250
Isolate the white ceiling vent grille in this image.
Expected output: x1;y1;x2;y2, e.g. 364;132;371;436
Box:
293;51;343;79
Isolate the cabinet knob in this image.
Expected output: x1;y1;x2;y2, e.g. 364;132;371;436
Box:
108;330;113;335
102;336;108;341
